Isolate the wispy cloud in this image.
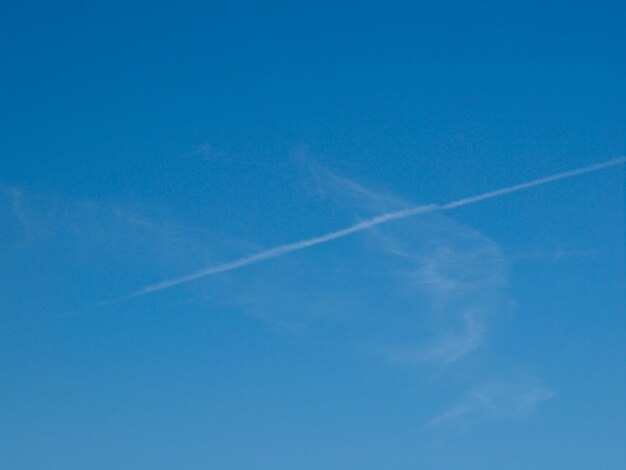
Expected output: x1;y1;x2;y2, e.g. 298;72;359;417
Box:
365;212;510;364
422;309;487;364
1;183;50;239
5;155;605;427
430;378;555;426
115;157;625;303
509;247;602;262
0;188;249;311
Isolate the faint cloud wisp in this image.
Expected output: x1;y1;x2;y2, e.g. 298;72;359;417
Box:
430;378;555;427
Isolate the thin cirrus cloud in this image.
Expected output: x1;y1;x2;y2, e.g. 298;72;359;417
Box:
430;378;556;426
114;157;625;304
0;185;240;285
128;155;615;422
182;160;512;366
4;157;616;426
353;197;510;365
92;156;623;369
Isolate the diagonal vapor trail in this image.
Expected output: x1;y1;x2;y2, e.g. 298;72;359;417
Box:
105;157;625;305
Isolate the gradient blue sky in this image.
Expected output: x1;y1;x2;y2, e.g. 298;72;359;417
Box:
1;1;625;469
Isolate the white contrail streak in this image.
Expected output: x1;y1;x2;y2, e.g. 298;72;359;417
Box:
109;157;625;303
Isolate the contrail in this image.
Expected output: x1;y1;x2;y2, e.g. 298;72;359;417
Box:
108;157;625;304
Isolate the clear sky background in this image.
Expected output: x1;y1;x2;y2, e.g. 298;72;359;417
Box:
1;1;624;469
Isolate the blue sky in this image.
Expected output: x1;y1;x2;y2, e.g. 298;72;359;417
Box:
1;1;624;469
